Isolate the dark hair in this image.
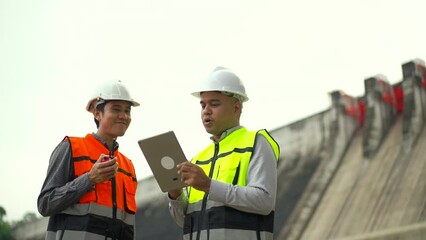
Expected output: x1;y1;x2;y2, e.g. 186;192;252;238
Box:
93;101;109;128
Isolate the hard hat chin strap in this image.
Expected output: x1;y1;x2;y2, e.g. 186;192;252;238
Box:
94;99;106;110
221;91;243;102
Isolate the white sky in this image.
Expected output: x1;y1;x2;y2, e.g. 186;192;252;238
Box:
1;0;425;222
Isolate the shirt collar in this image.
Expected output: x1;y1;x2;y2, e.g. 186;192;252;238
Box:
210;125;243;142
91;132;119;151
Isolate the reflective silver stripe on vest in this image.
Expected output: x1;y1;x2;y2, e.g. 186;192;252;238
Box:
61;202;135;225
183;228;274;240
187;198;225;213
46;229;111;240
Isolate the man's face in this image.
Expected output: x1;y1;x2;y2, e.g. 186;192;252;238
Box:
199;91;241;139
94;100;132;138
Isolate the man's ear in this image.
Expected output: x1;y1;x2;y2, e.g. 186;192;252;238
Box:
93;108;101;121
234;100;242;113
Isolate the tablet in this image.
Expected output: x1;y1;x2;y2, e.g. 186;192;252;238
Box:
138;131;187;192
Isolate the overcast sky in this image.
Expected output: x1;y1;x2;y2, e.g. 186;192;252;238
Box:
1;0;425;222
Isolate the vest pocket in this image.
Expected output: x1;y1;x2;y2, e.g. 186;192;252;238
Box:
216;159;240;183
123;181;137;214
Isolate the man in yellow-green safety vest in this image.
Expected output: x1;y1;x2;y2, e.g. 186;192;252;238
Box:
168;67;280;240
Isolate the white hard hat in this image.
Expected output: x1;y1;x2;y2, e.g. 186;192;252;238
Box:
86;79;140;112
191;67;249;102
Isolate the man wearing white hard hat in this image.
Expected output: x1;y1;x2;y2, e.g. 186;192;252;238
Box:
38;79;139;240
168;67;280;240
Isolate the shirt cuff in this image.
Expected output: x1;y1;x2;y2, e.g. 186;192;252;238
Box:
168;191;187;208
83;173;95;191
208;179;228;202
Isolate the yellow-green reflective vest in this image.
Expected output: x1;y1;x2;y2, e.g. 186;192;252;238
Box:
187;127;280;204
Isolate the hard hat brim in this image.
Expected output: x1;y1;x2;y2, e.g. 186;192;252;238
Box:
86;98;140;112
191;91;249;102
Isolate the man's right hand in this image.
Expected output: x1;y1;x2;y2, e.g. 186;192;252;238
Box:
88;154;118;184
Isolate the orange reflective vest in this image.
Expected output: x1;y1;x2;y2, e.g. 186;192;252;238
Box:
44;134;138;239
68;134;137;214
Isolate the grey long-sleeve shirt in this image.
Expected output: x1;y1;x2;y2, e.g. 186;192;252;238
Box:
37;140;93;216
168;126;278;227
37;134;116;217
